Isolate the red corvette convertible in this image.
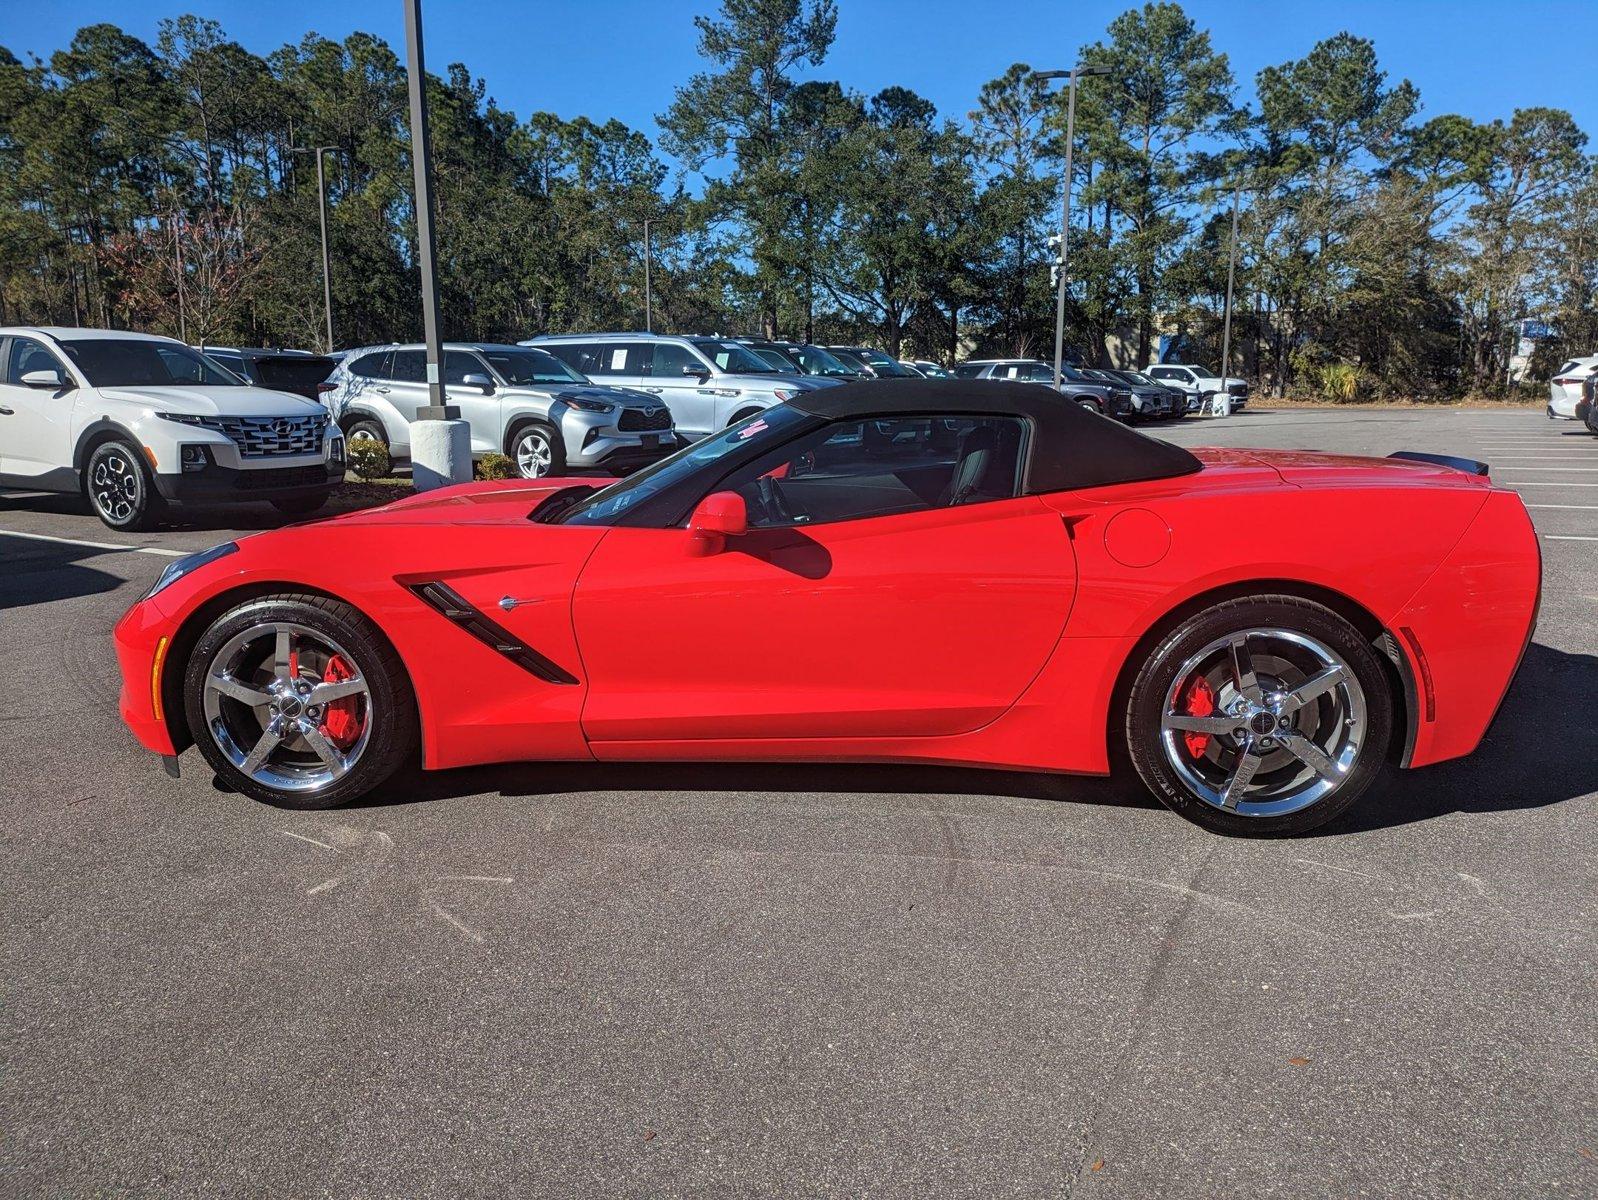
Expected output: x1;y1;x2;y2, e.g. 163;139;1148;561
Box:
115;381;1540;836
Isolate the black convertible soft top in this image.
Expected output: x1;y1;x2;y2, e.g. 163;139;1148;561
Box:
790;378;1202;493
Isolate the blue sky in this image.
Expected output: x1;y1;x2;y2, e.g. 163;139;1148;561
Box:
9;0;1596;170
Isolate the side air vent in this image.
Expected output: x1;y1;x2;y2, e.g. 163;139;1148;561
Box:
407;581;579;685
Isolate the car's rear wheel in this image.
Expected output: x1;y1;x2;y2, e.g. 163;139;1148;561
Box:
183;594;417;809
1124;596;1391;836
85;439;164;531
509;421;563;479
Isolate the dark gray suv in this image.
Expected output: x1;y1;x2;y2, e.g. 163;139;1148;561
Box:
953;359;1136;419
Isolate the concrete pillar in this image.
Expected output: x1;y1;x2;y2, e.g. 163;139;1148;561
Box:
410;418;471;491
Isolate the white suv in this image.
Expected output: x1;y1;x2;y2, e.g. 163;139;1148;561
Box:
323;342;677;478
1145;363;1249;412
0;327;343;530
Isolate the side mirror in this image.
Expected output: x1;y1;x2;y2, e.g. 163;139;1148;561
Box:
20;368;68;390
682;363;711;379
459;373;494;393
687;491;747;556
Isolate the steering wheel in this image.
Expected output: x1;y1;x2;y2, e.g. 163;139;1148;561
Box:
757;475;795;525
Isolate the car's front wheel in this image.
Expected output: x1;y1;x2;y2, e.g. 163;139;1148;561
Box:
509;422;564;479
1124;595;1391;836
183;594;417;809
85;439;164;531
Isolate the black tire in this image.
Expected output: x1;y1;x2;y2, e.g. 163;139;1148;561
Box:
507;420;564;479
342;417;389;448
84;438;165;531
1073;396;1103;415
183;594;418;809
271;493;331;517
1124;595;1392;837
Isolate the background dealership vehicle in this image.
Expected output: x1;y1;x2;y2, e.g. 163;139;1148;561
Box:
1146;362;1248;411
734;338;864;380
195;346;338;403
0;326;342;529
324;343;676;479
905;360;953;378
116;380;1540;838
531;332;832;442
1549;355;1597;419
955;359;1134;417
1100;368;1184;418
824;346;923;377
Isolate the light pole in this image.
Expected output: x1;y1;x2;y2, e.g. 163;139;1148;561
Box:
292;145;340;353
1218;180;1242;398
1034;64;1112;389
403;0;450;419
641;217;664;333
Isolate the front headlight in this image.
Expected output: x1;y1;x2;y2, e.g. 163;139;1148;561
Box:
145;542;238;600
565;397;614;414
158;413;207;426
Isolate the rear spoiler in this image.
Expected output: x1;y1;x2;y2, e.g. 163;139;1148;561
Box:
1388;451;1489;477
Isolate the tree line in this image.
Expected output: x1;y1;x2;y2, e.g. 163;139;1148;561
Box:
1;2;1594;398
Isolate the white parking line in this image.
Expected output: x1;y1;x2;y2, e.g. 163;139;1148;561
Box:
1508;481;1598;486
0;528;187;557
1479;456;1597;460
1496;468;1598;472
1544;535;1598;542
1524;504;1598;510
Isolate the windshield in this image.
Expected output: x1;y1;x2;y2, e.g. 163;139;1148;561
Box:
791;345;858;377
1060;366;1095;384
60;339;243;387
1121;371;1158;387
691;340;781;374
480;348;587;385
749;347;797;372
544;406;812;526
1187;364;1218;378
853;348;895;367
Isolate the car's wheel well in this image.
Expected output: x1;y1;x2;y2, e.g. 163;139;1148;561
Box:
728;406;765;426
502;416;556;456
73;423;138;476
1104;579;1408;771
338;411;388;441
158;581;416;755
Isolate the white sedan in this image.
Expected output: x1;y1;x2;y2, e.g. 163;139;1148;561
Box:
1549;355;1598;418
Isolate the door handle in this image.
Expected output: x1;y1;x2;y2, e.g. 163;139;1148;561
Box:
642;387;663;393
0;406;13;416
374;386;391;394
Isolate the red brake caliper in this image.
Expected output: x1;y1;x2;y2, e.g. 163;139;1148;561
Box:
320;654;363;750
1181;675;1216;758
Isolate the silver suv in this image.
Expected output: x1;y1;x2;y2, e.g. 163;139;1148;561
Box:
324;343;676;478
528;333;836;442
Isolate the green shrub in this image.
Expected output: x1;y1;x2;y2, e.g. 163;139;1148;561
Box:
477;452;517;480
346;439;391;481
1316;362;1362;403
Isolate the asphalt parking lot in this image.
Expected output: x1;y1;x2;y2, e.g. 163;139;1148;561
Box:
2;407;1594;1197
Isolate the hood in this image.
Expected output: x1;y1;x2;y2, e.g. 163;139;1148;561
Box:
98;384;325;418
323;477;609;527
534;383;658;408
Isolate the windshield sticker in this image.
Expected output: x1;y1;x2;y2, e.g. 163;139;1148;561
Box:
610;348;628;370
737;418;768;440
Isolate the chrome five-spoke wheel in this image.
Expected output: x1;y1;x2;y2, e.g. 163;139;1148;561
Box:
1125;595;1392;836
1159;629;1365;817
201;621;373;794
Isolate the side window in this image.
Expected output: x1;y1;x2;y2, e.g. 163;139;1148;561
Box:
578;342;650;377
954;363;987;379
713;415;1027;529
389;350;427;383
1019;364;1055;382
651;342;701;380
444;350;487;385
5;337;69;385
348;350;392;379
1150;367;1178;382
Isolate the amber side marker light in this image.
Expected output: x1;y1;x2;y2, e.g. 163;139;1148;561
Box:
150;636;170;721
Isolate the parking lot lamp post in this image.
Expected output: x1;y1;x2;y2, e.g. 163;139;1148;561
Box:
292;145;340;353
1034;65;1113;389
643;217;657;333
403;0;469;492
1219;180;1242;396
403;0;451;421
